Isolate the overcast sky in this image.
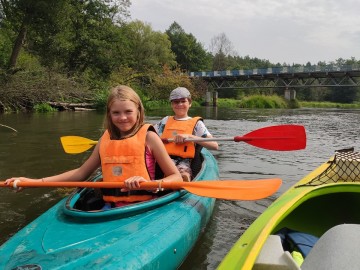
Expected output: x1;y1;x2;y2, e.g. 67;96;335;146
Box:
129;0;360;66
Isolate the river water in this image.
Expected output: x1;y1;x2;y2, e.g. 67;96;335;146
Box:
0;107;359;269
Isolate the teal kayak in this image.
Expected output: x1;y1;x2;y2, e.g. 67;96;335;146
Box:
0;148;219;270
218;148;360;270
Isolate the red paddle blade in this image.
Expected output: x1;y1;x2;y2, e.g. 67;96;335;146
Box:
235;125;306;151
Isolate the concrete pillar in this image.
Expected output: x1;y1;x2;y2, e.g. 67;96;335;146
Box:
205;92;212;106
284;88;290;100
212;91;218;107
285;88;296;100
290;89;296;100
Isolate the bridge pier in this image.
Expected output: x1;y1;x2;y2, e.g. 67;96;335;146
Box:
205;91;218;107
205;92;211;106
284;88;296;100
212;91;218;107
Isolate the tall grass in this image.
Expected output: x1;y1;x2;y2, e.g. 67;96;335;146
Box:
237;95;288;109
216;99;240;108
218;95;288;109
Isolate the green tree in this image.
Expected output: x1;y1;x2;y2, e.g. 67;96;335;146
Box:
166;22;211;71
0;0;66;69
0;0;131;78
125;20;176;72
59;0;131;79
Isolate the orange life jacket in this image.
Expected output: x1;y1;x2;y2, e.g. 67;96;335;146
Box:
99;124;155;203
161;116;202;158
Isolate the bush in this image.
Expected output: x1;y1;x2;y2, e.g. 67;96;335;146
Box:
239;95;288;108
33;103;57;113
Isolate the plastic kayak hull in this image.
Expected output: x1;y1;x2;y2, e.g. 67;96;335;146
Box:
0;148;219;270
218;148;360;270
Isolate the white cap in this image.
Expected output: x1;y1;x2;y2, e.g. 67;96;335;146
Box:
169;87;191;101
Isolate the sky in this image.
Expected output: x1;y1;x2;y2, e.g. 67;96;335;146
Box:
129;0;360;66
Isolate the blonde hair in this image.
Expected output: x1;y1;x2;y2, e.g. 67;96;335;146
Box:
104;85;145;139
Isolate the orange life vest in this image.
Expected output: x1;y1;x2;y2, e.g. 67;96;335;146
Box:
161;116;202;158
99;124;155;203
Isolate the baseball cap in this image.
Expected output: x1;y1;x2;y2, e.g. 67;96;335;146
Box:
169;87;191;101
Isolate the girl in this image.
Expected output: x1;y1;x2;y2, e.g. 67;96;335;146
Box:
5;85;182;207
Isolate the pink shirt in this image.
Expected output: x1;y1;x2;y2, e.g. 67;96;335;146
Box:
145;146;156;180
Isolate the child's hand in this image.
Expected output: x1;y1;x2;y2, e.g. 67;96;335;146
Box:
4;177;41;192
121;176;148;192
174;134;192;144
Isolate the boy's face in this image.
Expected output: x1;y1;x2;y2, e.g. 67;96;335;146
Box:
171;98;191;118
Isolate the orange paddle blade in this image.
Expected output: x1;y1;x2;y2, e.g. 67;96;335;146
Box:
0;179;282;201
171;179;282;200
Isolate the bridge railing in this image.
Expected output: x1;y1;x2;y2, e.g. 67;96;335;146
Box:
189;64;360;78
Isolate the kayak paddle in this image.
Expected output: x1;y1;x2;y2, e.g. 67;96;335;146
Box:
60;125;306;154
0;178;282;201
162;124;306;151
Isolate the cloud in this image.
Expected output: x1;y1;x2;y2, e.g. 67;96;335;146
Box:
130;0;360;65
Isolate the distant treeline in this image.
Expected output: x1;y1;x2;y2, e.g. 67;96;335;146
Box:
0;0;359;112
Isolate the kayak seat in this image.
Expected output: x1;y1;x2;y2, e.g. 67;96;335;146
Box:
275;227;319;258
302;224;360;270
74;188;105;211
254;235;301;270
190;144;204;178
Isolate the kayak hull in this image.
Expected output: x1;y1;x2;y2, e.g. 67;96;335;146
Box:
218;149;360;270
0;148;219;270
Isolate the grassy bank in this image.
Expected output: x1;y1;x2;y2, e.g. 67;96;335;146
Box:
299;101;360;109
215;95;295;109
215;97;360;109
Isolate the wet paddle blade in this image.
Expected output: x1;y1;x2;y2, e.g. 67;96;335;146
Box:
0;178;282;201
178;179;282;200
60;136;97;154
236;125;306;151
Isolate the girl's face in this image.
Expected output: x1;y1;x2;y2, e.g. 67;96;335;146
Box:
171;98;191;118
109;99;138;136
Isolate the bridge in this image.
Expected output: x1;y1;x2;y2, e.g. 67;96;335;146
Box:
189;64;360;103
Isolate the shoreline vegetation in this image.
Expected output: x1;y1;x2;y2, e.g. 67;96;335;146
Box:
1;63;359;114
9;95;360;114
1;3;359;114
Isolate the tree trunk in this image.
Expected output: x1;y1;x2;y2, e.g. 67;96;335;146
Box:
8;20;27;70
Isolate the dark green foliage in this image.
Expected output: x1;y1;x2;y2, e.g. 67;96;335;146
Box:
166;22;211;71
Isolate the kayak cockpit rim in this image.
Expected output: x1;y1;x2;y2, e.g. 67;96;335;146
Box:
62;149;207;219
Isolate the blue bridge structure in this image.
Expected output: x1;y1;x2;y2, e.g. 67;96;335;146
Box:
189;64;360;102
189;64;360;89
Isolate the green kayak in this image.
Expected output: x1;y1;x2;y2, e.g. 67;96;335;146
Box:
218;148;360;270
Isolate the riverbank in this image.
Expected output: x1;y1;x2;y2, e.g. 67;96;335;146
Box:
2;95;360;114
214;97;360;109
299;101;360;109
